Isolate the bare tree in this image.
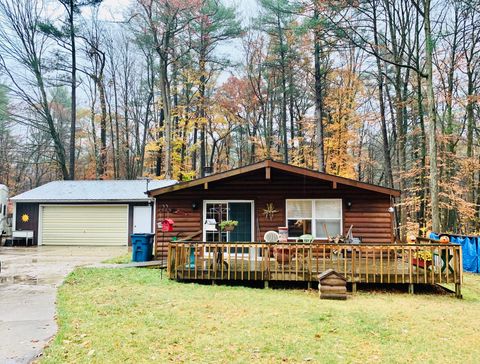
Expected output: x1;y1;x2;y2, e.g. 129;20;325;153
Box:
0;0;69;179
81;13;108;177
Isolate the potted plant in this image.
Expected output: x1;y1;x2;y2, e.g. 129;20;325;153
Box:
412;250;433;269
219;220;238;232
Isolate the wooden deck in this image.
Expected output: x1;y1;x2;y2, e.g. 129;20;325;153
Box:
167;242;463;296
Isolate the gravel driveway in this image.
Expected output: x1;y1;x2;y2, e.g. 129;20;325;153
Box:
0;246;126;364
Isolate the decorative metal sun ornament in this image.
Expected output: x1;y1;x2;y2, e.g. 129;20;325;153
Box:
263;203;278;221
21;213;29;223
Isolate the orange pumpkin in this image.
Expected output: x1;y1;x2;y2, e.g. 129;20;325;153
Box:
439;235;450;244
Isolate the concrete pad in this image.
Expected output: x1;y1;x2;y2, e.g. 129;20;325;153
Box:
0;246;126;364
88;260;166;269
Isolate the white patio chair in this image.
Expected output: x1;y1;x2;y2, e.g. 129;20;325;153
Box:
263;230;279;263
264;230;279;243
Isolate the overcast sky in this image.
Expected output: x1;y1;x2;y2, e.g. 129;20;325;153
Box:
83;0;261;83
92;0;260;23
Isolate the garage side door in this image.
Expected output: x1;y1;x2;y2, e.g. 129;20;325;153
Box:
41;205;128;246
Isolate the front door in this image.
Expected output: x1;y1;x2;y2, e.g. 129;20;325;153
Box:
133;206;152;233
203;201;253;252
228;202;252;242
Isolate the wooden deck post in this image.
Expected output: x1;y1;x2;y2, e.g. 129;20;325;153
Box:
408;283;414;295
455;283;462;299
307;281;312;290
264;280;269;289
352;282;357;294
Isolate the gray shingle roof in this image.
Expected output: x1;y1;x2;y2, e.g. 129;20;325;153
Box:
11;180;177;202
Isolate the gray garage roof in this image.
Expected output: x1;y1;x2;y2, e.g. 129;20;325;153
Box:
11;179;177;202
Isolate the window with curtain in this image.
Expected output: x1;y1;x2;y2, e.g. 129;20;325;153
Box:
286;199;342;239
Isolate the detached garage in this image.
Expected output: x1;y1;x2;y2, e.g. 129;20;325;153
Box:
10;180;176;246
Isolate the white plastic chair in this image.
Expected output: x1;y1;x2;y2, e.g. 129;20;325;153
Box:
264;230;279;243
263;230;279;264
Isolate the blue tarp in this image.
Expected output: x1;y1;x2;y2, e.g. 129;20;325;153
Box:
430;232;480;273
429;232;440;240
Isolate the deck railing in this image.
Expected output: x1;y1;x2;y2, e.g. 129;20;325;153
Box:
167;242;462;293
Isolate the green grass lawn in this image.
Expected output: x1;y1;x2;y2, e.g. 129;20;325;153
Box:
40;270;480;364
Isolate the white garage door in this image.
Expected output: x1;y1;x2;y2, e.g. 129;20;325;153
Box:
41;205;128;246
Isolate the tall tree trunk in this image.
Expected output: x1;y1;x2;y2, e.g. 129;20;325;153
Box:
123;56;131;178
90;94;99;178
265;76;274;159
68;0;76;180
192;123;198;173
416;70;427;233
109;53;120;179
385;0;407;238
97;74;107;177
313;5;325;172
444;7;459;229
139;55;155;178
466;68;475;220
288;65;295;146
372;2;393;188
250;116;259;164
199;36;207;176
159;58;172;178
414;10;427;234
113;82;120;179
277;15;288;164
155;109;164;177
107;96;116;179
424;0;440;232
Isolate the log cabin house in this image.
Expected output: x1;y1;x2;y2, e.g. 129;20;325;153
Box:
149;160;462;296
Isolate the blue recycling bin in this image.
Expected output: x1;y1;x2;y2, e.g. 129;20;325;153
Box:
131;233;155;262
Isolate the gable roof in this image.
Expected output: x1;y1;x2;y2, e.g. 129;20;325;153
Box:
318;269;347;281
11;179;177;202
148;160;400;197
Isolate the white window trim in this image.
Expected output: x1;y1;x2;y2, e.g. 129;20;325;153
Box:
202;200;255;242
285;199;343;239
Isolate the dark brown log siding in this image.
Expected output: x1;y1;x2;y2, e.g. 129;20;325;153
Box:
155;169;393;257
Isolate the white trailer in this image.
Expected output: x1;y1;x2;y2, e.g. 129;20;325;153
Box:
0;184;9;236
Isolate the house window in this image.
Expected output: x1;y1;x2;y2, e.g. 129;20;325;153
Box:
286;199;342;239
286;200;312;237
